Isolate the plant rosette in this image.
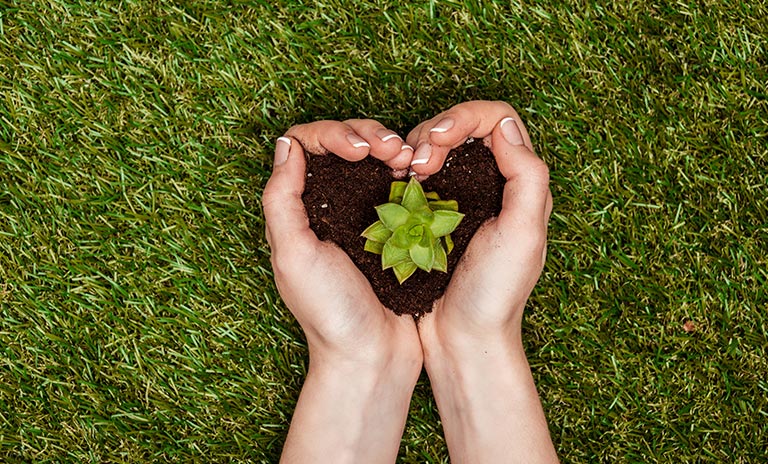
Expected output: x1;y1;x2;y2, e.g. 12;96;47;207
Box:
361;178;464;284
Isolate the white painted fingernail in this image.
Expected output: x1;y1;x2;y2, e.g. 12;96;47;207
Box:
376;129;402;143
410;143;431;165
429;117;454;133
401;144;413;151
500;117;524;146
346;133;371;148
275;137;291;166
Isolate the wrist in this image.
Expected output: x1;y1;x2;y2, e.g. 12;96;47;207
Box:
307;311;424;387
422;327;525;388
282;346;421;464
420;305;524;372
309;345;422;392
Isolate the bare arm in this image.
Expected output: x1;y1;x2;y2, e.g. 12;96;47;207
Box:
412;101;558;463
263;121;422;463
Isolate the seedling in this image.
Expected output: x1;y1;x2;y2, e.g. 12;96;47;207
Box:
361;178;464;284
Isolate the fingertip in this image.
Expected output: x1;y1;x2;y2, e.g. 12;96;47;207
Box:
409;143;431;169
409;144;449;176
376;128;403;143
275;137;291;166
428;117;455;134
341;133;371;161
346;133;371;149
490;120;544;181
426;107;478;147
342;120;404;163
370;132;407;165
386;144;414;171
499;117;525;146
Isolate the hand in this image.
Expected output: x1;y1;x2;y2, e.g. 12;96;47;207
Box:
410;101;558;463
263;120;422;463
410;101;552;338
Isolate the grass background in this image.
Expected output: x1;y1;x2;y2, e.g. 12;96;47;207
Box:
1;0;766;462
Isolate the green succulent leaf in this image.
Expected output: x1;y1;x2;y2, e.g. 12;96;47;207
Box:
428;200;459;212
419;226;435;248
430;210;465;237
401;178;429;212
409;224;426;240
391;223;425;248
410;241;435;272
381;241;410;269
433;240;448;272
393;260;418;284
364;239;385;254
425;191;441;201
390;225;411;249
411;207;435;225
376;203;410;230
389;181;407;203
443;234;455;254
409;228;435;271
361;220;392;243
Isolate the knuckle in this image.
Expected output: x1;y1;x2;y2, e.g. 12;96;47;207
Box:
271;244;314;278
261;179;279;211
526;159;551;184
284;122;309;137
494;100;515;113
345;118;376;127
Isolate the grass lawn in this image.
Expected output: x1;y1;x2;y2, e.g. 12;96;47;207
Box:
1;0;766;462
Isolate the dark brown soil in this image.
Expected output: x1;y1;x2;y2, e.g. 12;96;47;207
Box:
302;139;505;318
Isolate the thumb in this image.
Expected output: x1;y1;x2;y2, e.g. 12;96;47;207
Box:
490;117;551;235
263;137;315;255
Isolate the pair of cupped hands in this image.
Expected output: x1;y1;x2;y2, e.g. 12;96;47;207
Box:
263;100;553;380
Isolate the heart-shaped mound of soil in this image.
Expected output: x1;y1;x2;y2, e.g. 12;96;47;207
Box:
302;139;505;317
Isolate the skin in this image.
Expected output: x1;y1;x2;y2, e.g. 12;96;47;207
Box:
263;119;421;464
263;102;558;463
409;101;558;463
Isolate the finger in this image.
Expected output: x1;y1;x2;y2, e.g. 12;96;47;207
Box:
405;118;443;176
409;141;452;178
263;136;317;256
428;100;535;151
285;120;371;161
344;119;413;170
491;118;551;235
406;101;536;176
388;144;414;178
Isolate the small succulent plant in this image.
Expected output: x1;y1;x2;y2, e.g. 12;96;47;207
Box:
361;178;464;284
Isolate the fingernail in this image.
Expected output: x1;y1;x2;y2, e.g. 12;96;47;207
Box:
346;133;371;148
500;117;524;146
401;144;413;152
430;118;454;133
376;129;402;143
411;143;431;166
275;137;291;166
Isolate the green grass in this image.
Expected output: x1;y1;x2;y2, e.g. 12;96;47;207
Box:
1;0;766;462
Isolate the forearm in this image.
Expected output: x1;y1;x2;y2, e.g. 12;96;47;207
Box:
281;355;420;464
423;332;558;464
